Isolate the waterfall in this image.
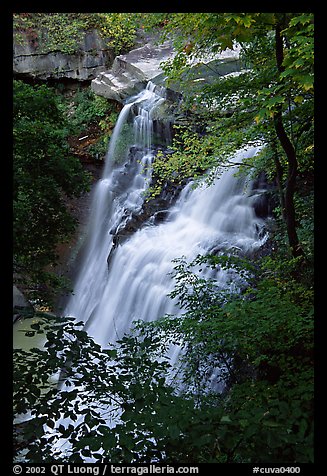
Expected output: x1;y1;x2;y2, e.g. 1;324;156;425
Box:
64;82;267;357
64;82;166;324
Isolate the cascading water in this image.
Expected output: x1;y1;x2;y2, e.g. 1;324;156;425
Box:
64;82;267;368
64;82;166;324
40;82;269;462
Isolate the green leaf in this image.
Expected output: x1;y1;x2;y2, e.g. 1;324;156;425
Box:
220;415;232;424
262;419;281;428
102;432;117;450
169;424;180;439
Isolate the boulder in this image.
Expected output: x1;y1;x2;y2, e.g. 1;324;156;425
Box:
91;41;177;101
13;285;34;323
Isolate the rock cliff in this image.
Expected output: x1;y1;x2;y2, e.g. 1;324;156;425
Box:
13;29;115;81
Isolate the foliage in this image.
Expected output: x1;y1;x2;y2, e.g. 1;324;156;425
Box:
13;13;140;55
13;314;219;463
13;80;91;303
13;12;314;465
54;86;119;161
14;248;313;463
146;125;217;200
62;87;119;136
71;89;115;131
86;136;110;160
140;253;314;462
69;89;113;130
141;13;314;258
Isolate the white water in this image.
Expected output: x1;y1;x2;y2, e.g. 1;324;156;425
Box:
64;82;165;324
46;84;268;460
64;83;267;354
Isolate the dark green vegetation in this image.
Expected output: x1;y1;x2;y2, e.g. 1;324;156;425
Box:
146;13;313;260
13;80;119;305
57;86;120;161
13;13;314;464
13;80;92;304
13;255;313;463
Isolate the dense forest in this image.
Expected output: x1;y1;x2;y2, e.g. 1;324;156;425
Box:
13;13;314;465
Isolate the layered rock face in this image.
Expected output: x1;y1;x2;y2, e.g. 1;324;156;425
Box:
13;29;115;81
13;25;241;95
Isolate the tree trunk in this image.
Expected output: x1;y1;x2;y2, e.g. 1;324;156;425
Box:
271;138;286;221
273;22;303;258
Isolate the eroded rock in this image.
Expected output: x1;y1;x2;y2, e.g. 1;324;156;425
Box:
13;29;114;81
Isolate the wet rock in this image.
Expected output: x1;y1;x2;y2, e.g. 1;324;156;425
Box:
106;177;186;269
249;173;277;219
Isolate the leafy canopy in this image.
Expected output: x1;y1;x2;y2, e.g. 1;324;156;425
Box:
14;252;313;463
142;13;314;258
13;12;314;464
13;80;91;303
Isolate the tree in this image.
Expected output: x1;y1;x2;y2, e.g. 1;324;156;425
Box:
142;13;314;258
13;251;314;463
13;14;314;464
13;80;91;303
14;314;222;463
